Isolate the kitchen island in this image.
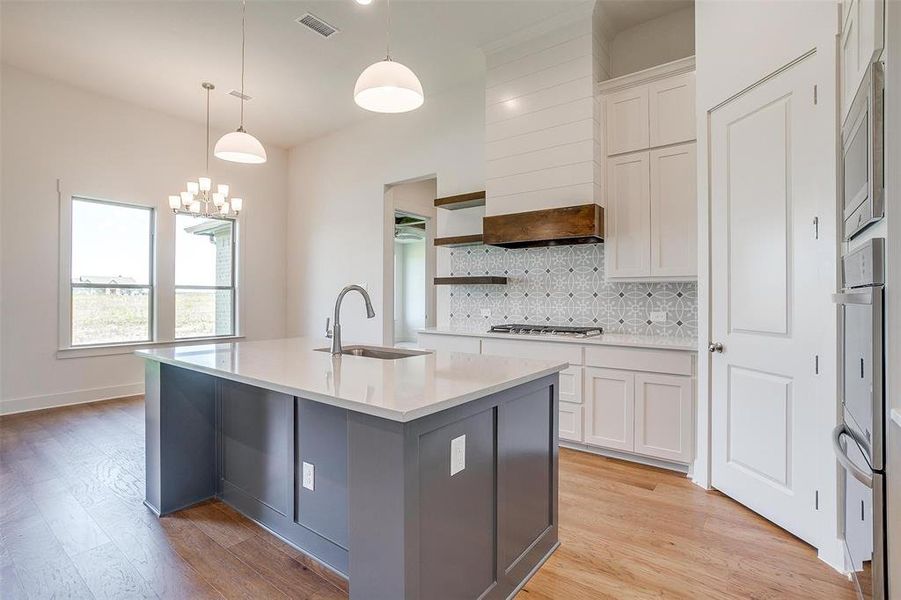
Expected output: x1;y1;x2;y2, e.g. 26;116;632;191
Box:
136;337;566;600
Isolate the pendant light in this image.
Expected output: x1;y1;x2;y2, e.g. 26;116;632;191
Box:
215;0;267;164
354;0;423;113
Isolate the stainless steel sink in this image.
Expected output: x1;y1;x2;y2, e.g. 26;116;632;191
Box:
315;345;432;360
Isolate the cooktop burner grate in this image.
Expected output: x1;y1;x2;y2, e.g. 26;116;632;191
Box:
488;324;603;338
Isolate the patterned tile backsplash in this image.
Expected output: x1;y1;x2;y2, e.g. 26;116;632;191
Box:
448;244;697;338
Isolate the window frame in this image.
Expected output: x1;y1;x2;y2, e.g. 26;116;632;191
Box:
57;188;244;359
64;195;156;348
173;211;237;340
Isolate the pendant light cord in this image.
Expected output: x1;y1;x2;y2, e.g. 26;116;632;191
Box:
385;0;391;59
205;85;210;174
240;0;246;130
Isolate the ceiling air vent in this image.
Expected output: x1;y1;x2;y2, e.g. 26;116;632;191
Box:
229;90;252;101
296;13;340;38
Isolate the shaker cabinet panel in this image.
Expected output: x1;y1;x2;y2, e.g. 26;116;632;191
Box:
648;72;696;148
650;143;697;277
584;367;635;452
605;152;651;278
634;373;693;463
605;86;650;156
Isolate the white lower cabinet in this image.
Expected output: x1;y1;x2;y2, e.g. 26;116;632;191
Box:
558;401;583;443
420;333;695;467
583;367;693;463
634;373;693;463
583;368;635;452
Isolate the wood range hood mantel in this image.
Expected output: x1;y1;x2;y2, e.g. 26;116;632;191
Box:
482;204;604;249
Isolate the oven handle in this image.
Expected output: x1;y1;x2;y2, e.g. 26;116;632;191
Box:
832;424;874;488
832;291;873;305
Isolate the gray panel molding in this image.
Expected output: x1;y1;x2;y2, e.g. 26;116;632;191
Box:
146;361;559;600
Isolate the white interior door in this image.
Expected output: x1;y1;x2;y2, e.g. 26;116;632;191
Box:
709;54;822;546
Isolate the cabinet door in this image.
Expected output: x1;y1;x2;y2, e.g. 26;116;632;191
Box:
605;85;650;156
606;152;651;278
841;0;884;121
634;373;693;463
583;367;634;452
558;401;583;443
650;143;697;278
648;72;696;147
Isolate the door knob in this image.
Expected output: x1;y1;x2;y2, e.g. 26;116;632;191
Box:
708;342;724;353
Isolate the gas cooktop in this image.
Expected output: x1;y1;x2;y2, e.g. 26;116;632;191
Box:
488;324;603;338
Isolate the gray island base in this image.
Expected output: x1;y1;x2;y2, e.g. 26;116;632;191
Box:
140;340;562;600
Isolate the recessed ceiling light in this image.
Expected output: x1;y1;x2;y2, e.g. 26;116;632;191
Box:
355;0;372;5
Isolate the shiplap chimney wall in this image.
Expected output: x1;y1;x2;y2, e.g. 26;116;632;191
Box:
484;16;610;216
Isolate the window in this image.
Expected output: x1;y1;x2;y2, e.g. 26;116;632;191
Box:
70;198;154;346
175;214;235;338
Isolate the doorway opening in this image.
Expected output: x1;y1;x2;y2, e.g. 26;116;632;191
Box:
394;211;427;345
383;177;437;347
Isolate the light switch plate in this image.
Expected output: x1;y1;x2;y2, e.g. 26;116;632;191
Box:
302;461;315;491
650;311;667;323
450;435;466;476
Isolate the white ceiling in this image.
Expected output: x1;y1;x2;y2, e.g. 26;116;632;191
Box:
1;0;589;149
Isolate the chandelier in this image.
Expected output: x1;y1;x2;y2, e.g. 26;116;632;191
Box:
168;82;243;218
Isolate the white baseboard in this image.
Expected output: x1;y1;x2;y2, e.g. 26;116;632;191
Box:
0;382;144;415
559;441;690;474
818;537;849;575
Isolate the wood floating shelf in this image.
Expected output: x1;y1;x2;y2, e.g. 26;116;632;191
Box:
434;191;486;210
433;234;483;247
434;276;508;285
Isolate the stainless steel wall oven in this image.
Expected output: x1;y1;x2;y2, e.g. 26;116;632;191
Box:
833;238;887;599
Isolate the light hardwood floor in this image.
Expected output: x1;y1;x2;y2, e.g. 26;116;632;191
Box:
0;396;855;599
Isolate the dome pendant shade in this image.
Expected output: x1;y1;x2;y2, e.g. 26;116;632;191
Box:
354;59;424;113
214;129;267;164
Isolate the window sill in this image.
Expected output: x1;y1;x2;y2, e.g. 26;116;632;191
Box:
57;336;245;360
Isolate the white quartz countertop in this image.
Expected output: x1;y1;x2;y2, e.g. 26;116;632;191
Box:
136;337;566;423
418;327;698;352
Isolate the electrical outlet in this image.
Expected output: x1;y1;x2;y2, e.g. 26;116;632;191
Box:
650;311;667;323
450;435;466;476
480;308;491;318
302;462;315;491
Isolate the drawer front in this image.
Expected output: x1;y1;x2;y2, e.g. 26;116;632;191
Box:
418;333;481;354
481;338;583;365
558;402;583;443
559;366;583;404
584;345;692;376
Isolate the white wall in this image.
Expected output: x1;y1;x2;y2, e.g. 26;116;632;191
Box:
286;80;485;343
610;7;695;78
694;0;841;567
484;19;604;215
0;65;288;413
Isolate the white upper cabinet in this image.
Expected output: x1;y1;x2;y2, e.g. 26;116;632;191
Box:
840;0;884;122
605;86;650;156
599;58;697;280
606;152;651;278
650;143;697;277
648;72;696;148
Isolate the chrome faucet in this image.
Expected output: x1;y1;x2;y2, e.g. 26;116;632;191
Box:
326;285;376;355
